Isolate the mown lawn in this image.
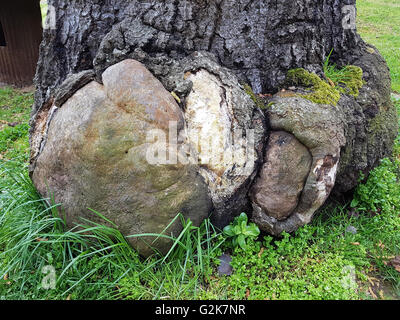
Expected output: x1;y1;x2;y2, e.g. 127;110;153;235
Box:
0;0;399;300
357;0;400;92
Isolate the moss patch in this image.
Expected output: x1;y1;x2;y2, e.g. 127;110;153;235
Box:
243;83;267;109
366;103;399;153
337;66;364;97
286;68;341;105
324;64;365;98
286;66;364;106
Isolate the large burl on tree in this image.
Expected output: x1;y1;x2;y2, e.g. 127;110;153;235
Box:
30;0;398;257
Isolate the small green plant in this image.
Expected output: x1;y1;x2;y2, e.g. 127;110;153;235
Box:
323;49;364;97
223;213;260;250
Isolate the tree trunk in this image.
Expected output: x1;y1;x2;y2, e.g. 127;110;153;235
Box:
33;0;366;110
30;0;398;256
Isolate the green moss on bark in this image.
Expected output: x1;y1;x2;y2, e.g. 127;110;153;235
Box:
285;66;364;106
286;68;341;105
243;83;267;109
325;65;365;97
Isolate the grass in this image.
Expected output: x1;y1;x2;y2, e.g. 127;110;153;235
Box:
323;50;365;97
1;139;399;299
357;0;400;92
0;0;399;300
0;88;32;162
0;163;224;299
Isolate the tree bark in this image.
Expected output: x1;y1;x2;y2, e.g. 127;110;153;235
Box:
33;0;364;112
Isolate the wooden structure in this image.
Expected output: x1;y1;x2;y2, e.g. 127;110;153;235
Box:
0;0;43;87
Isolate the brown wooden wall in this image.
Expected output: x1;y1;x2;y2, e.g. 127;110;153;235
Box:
0;0;43;87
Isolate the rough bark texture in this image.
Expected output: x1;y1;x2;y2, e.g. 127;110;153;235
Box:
33;0;363;114
30;0;398;241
